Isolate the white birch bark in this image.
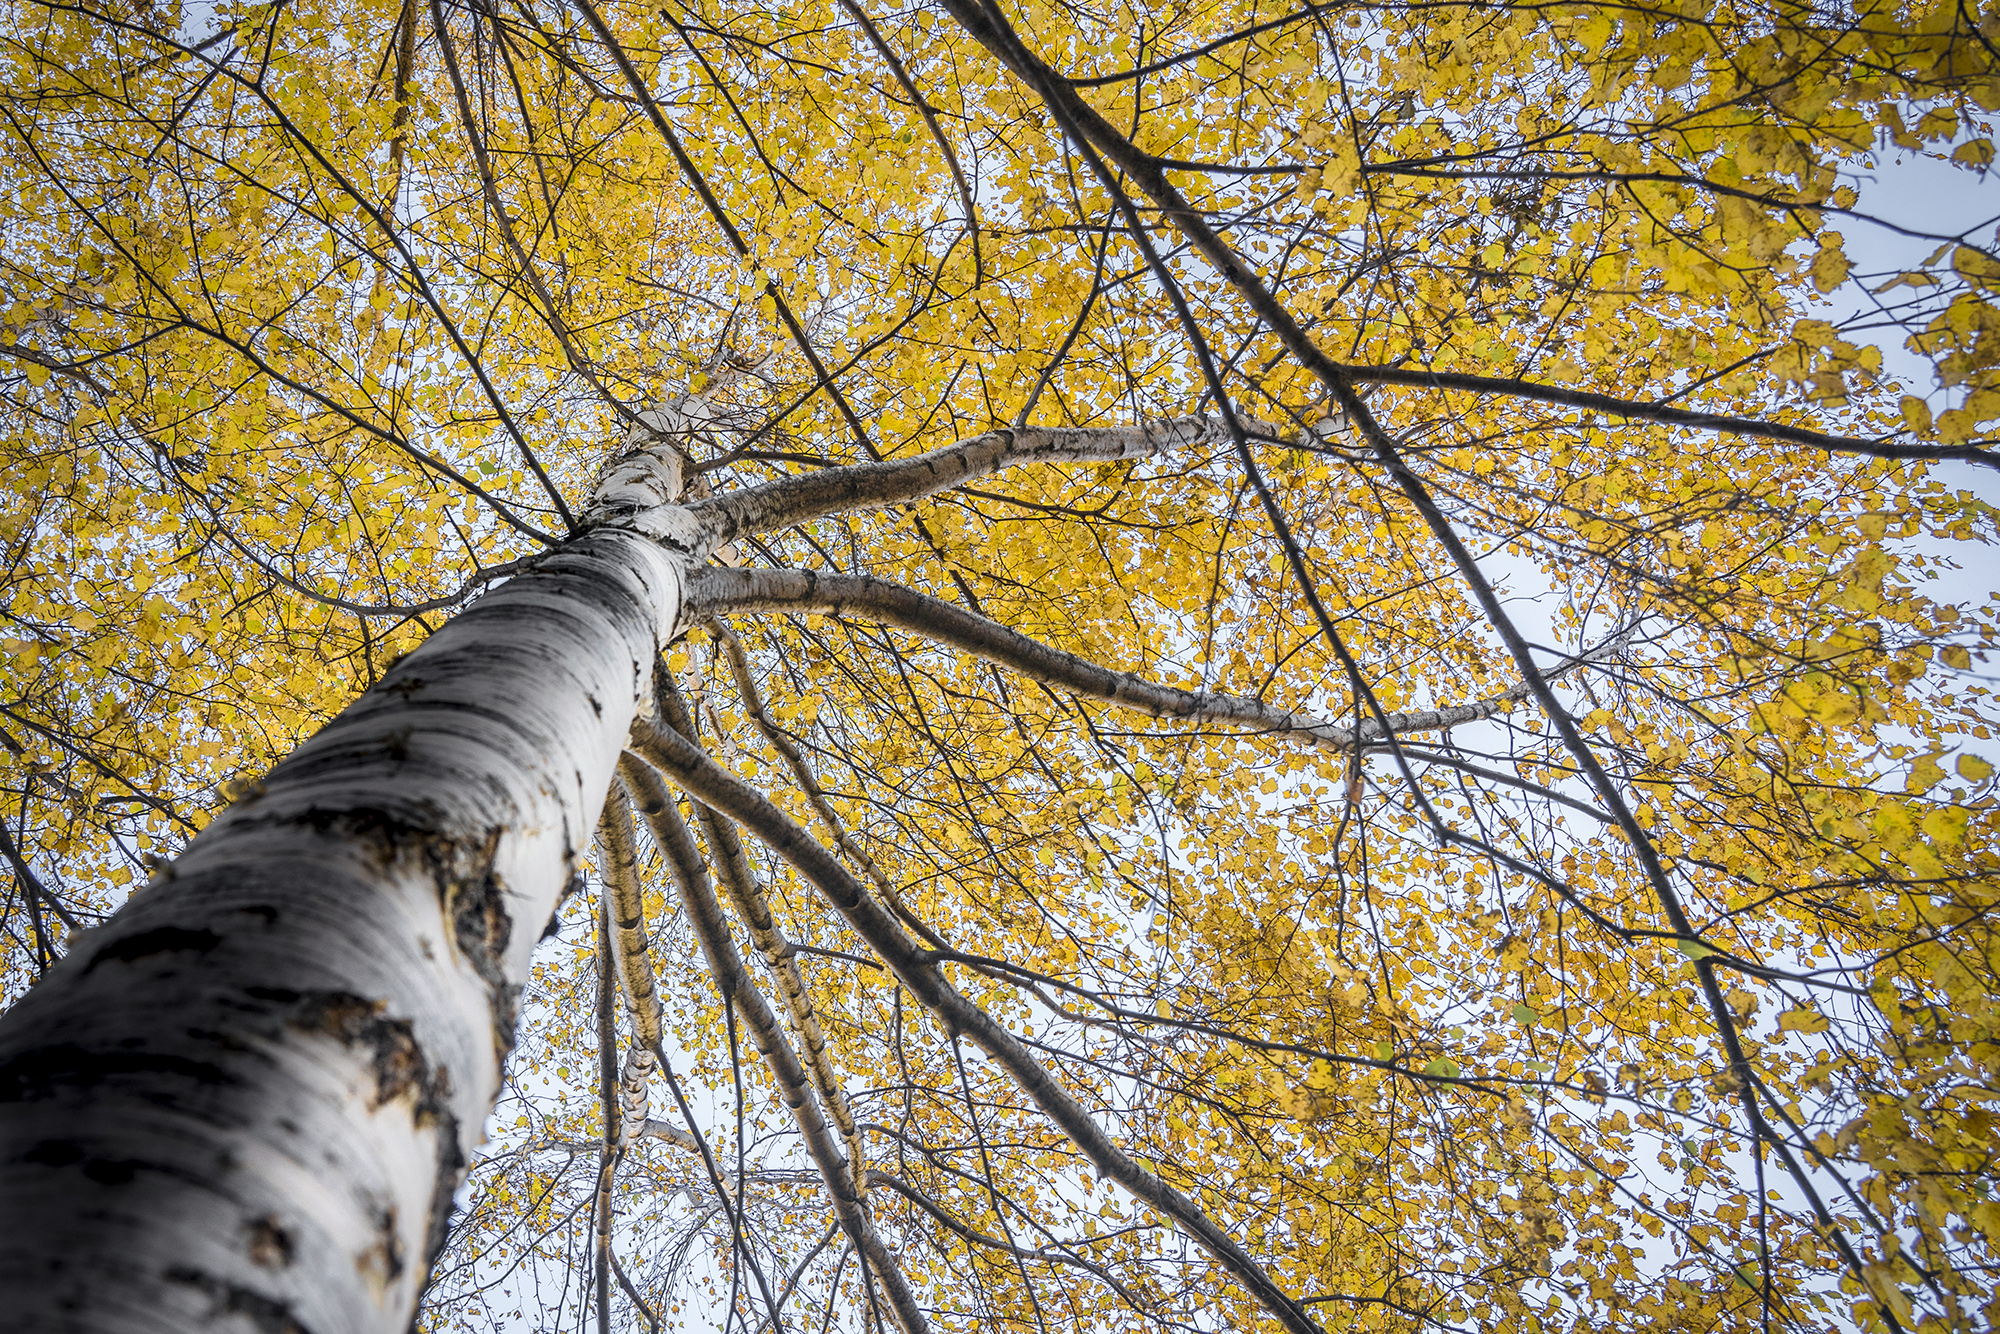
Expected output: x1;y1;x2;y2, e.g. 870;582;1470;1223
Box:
0;436;691;1334
0;418;1221;1334
595;790;659;1146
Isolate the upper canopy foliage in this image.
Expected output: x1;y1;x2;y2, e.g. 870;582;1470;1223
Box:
2;0;1998;1330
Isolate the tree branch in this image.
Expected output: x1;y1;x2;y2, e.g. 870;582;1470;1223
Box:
617;755;932;1334
593;899;618;1334
625;714;1326;1334
715;627;943;947
653;673;869;1195
0;820;79;932
431;0;634;422
688;566;1626;751
685;418;1231;548
1333;364;1994;468
595;788;658;1145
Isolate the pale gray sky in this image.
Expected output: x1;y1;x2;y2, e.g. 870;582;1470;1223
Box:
1840;149;2000;408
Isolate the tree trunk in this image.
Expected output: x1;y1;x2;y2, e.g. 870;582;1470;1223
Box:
0;434;689;1331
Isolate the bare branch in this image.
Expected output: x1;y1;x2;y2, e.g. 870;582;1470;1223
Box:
689;566;1627;750
625;714;1327;1334
617;755;932;1334
656;672;869;1195
685;418;1231;548
715;627;942;946
1333;365;1994;468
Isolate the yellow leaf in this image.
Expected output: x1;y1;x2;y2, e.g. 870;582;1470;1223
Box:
1953;138;1995;169
1809;244;1851;294
1323;142;1361;196
1938;408;1976;444
1875;801;1917;848
1573;12;1614;53
1920;805;1969;847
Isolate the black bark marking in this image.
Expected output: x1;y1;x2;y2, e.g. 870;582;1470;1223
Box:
356;1205;405;1289
18;1137;158;1189
164;1267;310;1334
287;804;448;868
278;806;524;1059
295;994;439;1115
420;1112;468;1285
0;1043;232;1102
449;869;510;991
288;989;467;1287
84;926;220;973
445;831;519;1056
82;1157;139;1185
247;1214;295;1269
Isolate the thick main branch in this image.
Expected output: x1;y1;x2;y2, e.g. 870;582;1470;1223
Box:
687;419;1229;548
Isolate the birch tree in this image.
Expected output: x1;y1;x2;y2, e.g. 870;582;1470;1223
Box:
0;1;1997;1333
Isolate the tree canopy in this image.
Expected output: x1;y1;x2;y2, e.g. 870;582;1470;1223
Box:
2;0;1998;1331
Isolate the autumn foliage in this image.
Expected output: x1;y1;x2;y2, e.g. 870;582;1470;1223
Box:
2;0;1998;1331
